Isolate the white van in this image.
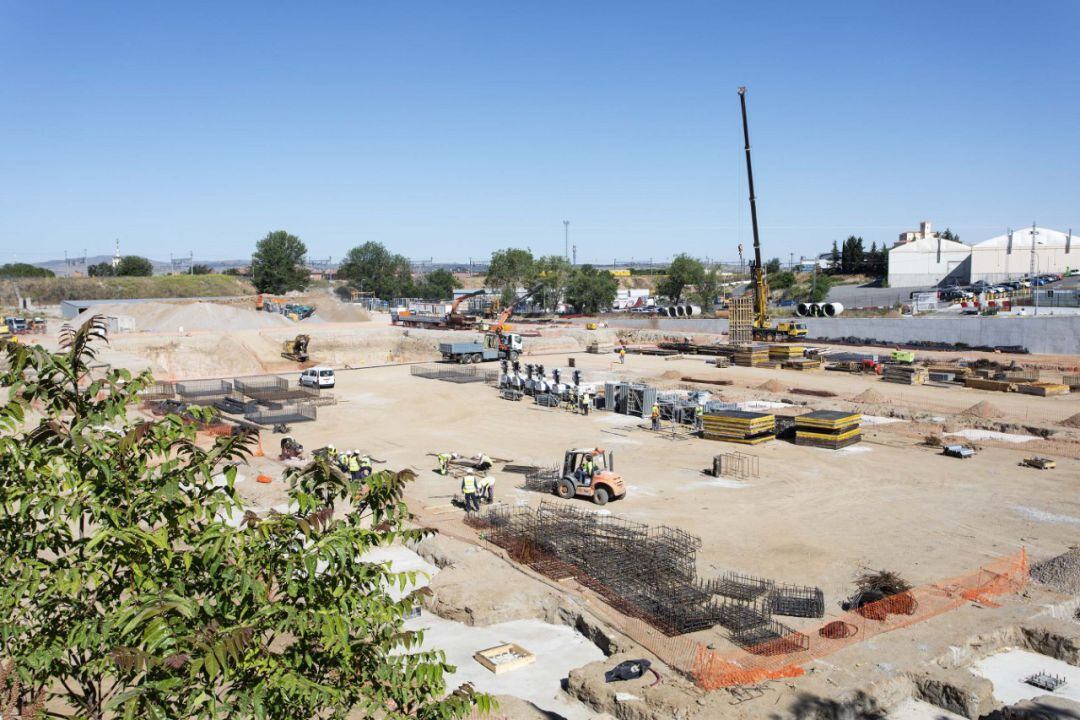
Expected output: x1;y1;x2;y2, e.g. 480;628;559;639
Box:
300;366;335;389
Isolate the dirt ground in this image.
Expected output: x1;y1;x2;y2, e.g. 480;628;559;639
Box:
52;308;1080;718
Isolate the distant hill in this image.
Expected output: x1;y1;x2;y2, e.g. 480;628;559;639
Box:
0;274;256;305
32;256;250;277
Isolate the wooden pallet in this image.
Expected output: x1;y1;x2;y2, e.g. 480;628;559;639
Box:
474;643;536;674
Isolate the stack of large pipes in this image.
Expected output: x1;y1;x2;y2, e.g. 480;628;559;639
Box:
658;304;703;317
794;302;844;318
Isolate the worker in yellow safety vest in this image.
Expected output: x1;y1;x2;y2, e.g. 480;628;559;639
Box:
651;403;661;430
347;453;362;481
358;454;373;478
461;473;479;512
695;404;704;432
437;453;451;475
476;452;492;471
581;389;592;416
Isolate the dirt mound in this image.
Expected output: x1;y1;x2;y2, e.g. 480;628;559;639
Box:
75;301;294;333
1031;547;1080;595
1061;412;1080;428
850;388;885;404
961;401;1005;419
660;370;683;381
756;379;784;393
302;301;370;323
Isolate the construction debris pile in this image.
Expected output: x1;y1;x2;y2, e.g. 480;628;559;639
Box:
794;410;862;450
468;502;822;649
1030;547;1080;595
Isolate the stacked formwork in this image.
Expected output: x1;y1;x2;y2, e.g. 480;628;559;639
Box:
702;410;776;444
794;410;861;449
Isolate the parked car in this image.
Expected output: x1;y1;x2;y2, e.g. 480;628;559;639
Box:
299;366;336;389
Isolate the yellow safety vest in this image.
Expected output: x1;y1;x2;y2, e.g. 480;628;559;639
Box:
478;476;492;489
462;475;477;493
348;457;360;472
651;406;660;418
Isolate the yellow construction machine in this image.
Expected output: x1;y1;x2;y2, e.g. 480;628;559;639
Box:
282;334;310;362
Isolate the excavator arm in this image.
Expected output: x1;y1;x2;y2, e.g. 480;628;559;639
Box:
491;283;544;331
449;289;485;317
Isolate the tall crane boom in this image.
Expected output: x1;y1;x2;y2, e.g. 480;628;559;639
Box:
737;86;770;331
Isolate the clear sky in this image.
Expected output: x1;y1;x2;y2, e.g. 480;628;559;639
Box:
1;1;1077;265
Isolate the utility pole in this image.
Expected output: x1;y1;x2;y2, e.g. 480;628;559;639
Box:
1029;222;1039;316
563;220;570;262
572;244;577;265
789;252;794;271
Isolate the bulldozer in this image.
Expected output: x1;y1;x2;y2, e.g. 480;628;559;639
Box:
282;334;310;362
555;448;625;506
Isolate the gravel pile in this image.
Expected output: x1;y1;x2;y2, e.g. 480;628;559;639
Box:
756;379;784;393
961;401;1005;419
1031;547;1080;595
850;388;885;403
1061;412;1080;429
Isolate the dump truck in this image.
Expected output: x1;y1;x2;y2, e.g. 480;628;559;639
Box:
440;332;522;363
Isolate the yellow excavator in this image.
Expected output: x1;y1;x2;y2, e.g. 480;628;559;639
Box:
738;87;807;343
282;334;310;362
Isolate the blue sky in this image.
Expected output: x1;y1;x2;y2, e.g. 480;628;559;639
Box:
1;1;1077;265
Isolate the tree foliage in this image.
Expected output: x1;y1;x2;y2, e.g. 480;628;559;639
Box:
415;268;461;301
485;249;536;306
534;255;573;311
88;262;116;277
252;231;310;294
116;256;154;277
190;264;214;275
940;228;960;242
765;257;781;275
337;242;415;301
564;265;618;313
833;236;886;276
0;319;488;720
657;254;704;303
691;267;720;312
0;263;54;279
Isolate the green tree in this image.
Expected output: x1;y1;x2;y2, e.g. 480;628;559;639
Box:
0;263;54;278
415;268;461;300
115;255;154;277
807;273;832;302
829;241;840;271
485;248;536;306
940;228;959;242
190;264;214;275
88;262;116;277
765;257;781;274
534;255;573;311
840;236;865;274
657;254;704;303
770;270;796;289
564;265;618;313
691;267;721;312
251;230;310;294
0;319;488;720
337;242;415;300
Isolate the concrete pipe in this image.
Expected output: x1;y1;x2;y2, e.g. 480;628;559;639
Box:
674;304;686;317
686;304;701;317
810;303;824;317
796;302;810;317
662;306;673;317
823;302;844;317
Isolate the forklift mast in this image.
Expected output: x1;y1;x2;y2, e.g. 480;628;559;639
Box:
738;87;770;330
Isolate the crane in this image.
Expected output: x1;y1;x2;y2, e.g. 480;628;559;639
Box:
737;87;807;342
484;283;544;334
447;289;486;327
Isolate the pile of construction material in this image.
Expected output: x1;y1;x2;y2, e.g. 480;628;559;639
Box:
410;364;489;383
468;502;820;649
768;345;803;362
882;365;929;385
1017;382;1070;397
603;382;657;416
702;409;776;444
734;344;769;367
141;373;333;426
794;410;861;449
1030;546;1080;595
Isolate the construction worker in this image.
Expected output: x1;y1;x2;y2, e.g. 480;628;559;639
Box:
651;403;661;431
576;454;594;483
358;454;373;479
581;388;592;416
437;452;451;475
476;452;492;472
461;472;479;512
478;474;494;504
619;346;626;364
695;404;704;432
347;452;362;481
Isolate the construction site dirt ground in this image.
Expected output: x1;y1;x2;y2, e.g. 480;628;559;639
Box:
55;311;1080;718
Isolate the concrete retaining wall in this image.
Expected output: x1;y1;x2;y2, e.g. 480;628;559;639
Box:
600;315;1080;355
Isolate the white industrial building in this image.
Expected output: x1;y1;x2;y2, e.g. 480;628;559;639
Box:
969;226;1076;283
887;236;972;288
